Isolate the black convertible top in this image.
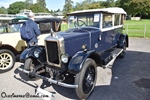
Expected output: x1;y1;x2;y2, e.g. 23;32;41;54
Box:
35;18;62;23
9;17;62;25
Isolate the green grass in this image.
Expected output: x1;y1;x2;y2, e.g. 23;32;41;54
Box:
61;24;68;31
61;19;150;37
124;19;150;37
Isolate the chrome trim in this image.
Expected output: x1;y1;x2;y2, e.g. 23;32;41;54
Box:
0;41;2;47
18;68;78;88
44;34;65;68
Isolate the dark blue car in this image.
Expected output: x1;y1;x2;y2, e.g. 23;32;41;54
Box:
19;7;128;99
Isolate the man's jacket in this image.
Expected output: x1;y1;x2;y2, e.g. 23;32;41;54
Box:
26;19;41;44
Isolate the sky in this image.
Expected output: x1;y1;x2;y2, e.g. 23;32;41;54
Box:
0;0;83;11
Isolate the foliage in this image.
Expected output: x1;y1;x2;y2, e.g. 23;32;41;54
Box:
29;0;49;13
103;0;115;7
117;0;150;17
4;0;150;18
0;6;7;14
29;3;48;13
63;0;74;17
7;2;26;14
37;0;46;7
25;0;33;8
129;0;150;17
74;1;100;11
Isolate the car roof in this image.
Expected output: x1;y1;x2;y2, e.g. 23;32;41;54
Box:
9;17;62;25
35;18;62;23
67;7;127;15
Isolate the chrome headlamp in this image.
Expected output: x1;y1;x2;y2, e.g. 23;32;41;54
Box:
34;50;40;58
61;54;69;63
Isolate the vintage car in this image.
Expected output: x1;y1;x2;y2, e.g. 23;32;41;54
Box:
18;7;128;99
0;18;61;72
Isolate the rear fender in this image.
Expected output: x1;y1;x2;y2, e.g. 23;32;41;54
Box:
20;46;46;63
68;50;102;74
117;34;129;48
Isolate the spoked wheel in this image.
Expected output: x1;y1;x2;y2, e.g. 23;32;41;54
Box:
75;58;97;99
0;49;15;73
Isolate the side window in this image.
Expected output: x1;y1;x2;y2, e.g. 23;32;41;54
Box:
121;14;124;25
114;14;120;26
102;13;113;28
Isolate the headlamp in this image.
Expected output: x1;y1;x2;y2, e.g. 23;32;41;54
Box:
34;50;40;58
61;54;69;63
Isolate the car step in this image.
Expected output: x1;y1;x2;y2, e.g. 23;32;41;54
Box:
102;48;123;68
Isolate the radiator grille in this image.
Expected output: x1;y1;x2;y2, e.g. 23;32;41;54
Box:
46;41;59;64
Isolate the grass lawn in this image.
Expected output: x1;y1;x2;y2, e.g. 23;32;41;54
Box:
61;19;150;38
61;24;68;31
124;19;150;37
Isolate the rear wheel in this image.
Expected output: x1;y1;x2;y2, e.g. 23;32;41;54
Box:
75;58;97;99
119;41;126;58
0;49;15;73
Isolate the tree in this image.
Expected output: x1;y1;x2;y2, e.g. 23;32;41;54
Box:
7;2;26;14
63;0;74;17
87;1;101;9
117;0;150;17
0;6;7;14
57;9;61;12
101;0;115;7
37;0;46;7
33;0;50;12
29;3;49;13
118;0;131;15
74;2;82;11
129;0;150;17
74;1;101;11
25;0;33;9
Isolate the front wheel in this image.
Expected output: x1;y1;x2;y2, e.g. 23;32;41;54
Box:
0;49;15;73
24;58;36;78
24;58;35;71
75;58;97;99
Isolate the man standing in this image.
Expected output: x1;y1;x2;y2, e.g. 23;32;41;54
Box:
26;12;41;47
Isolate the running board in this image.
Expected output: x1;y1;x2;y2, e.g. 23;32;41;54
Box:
18;68;78;88
103;48;123;68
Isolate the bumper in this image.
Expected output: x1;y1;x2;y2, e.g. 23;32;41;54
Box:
18;68;78;88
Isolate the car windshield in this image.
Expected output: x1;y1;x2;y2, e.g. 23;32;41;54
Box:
0;26;7;34
68;13;100;29
8;23;23;33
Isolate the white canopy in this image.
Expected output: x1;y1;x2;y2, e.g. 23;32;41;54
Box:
68;7;127;15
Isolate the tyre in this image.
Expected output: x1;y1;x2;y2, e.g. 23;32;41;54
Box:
119;41;126;58
75;58;97;99
0;49;15;73
24;58;34;71
24;58;35;78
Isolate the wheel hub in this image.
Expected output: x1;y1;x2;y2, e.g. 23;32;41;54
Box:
86;73;94;87
1;58;8;64
0;53;13;69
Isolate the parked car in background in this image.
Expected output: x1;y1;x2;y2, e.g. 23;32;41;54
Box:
0;18;62;72
19;7;128;99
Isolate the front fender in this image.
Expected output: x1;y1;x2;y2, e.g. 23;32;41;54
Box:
20;46;46;63
68;50;102;74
